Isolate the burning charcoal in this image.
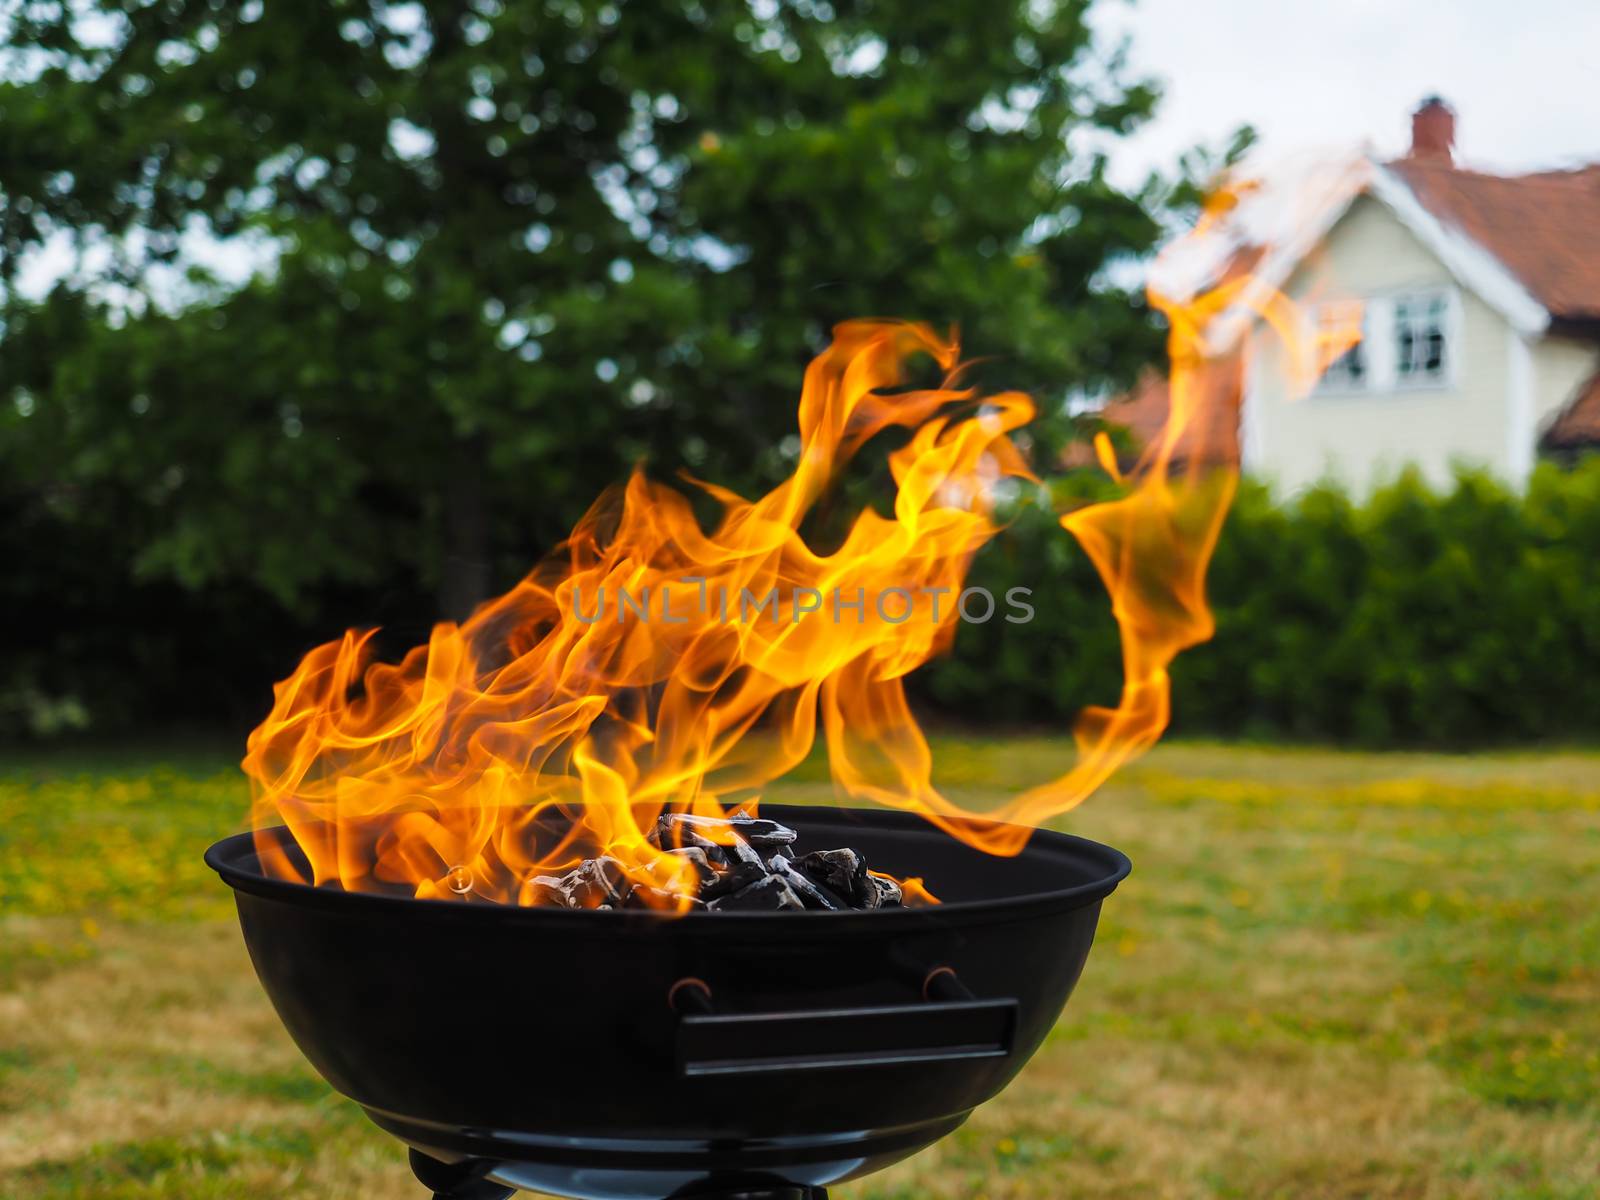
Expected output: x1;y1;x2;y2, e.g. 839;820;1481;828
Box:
650;812;726;849
537;856;633;909
649;814;698;852
707;874;805;912
696;843;731;868
650;812;796;853
623;883;707;911
723;837;764;869
520;875;577;908
730;817;798;849
861;872;903;909
649;813;734;863
769;855;847;910
590;856;633;905
681;819;764;869
795;848;869;902
661;846;717;888
526;825;922;916
697;857;768;901
526;869;587;908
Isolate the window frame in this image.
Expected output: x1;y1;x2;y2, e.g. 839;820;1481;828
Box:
1311;299;1372;397
1306;286;1462;399
1389;287;1461;393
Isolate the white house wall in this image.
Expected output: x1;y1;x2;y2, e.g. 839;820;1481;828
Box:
1243;194;1516;496
1533;336;1600;433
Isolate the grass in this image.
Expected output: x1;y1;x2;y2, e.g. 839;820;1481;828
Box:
2;737;1598;1198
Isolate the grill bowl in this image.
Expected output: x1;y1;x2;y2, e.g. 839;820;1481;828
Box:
206;805;1129;1199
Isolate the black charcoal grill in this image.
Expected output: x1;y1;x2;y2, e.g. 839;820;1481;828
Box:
205;804;1130;1200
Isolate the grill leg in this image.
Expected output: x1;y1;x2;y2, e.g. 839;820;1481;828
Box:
408;1149;516;1200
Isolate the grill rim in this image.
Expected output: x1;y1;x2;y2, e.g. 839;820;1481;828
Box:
206;804;1130;928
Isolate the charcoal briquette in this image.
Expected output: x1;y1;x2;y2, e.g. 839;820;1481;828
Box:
534;820;918;914
697;858;768;900
795;848;870;901
537;856;633;908
662;845;717;886
624;883;707;911
651;811;796;851
728;837;765;868
862;873;903;909
591;856;633;904
521;875;576;908
707;874;806;911
731;818;798;848
769;856;847;910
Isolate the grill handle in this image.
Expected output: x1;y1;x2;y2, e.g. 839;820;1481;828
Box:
671;972;1018;1079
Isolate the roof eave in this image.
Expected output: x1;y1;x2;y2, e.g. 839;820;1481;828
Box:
1368;165;1551;338
1198;158;1554;354
1195;157;1377;356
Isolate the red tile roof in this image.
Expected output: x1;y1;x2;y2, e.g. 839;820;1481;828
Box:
1069;363;1241;471
1542;370;1600;450
1387;159;1600;322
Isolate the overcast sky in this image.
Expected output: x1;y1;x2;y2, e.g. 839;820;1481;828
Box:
1097;0;1600;185
19;1;1599;301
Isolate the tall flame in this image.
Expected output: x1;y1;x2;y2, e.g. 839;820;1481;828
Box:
245;262;1342;907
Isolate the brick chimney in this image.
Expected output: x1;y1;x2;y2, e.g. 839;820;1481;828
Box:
1409;95;1455;163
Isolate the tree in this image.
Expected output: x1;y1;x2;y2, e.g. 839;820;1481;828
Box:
1;0;1171;726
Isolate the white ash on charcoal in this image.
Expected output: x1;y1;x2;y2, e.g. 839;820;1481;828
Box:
661;845;718;887
521;814;916;912
697;857;770;901
708;873;806;911
767;855;848;910
521;855;631;908
522;857;709;911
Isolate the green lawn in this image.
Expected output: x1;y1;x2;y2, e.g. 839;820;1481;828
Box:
2;738;1597;1199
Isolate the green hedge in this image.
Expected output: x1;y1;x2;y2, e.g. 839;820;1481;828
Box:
925;458;1600;746
9;459;1600;747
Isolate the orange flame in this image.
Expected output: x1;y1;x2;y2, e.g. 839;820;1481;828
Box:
245;258;1334;907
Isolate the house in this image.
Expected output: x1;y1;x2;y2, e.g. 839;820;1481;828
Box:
1102;98;1600;495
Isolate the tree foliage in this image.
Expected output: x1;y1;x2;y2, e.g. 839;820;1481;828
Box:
3;0;1165;625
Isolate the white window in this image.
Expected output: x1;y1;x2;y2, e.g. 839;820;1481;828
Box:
1393;291;1452;385
1315;301;1368;392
